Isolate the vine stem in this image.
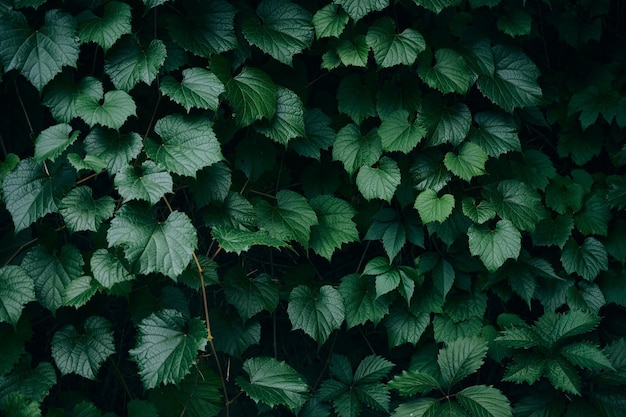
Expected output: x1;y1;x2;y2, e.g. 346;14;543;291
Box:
4;238;38;266
14;79;34;138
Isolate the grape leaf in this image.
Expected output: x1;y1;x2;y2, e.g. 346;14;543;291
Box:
561;237;608;281
160;67;225;112
491;179;546;232
129;309;208;389
378;109;427;153
210;225;286;254
0;360;57;403
444;142;488;181
224;270;279;320
334;0;388;21
338;274;390;328
366;17;425;68
336;35;370;67
210;309;261;357
313;4;349;38
414;189;455;224
62;275;99;308
385;306;430;348
189;162;231;207
34;124;80;162
90;249;134;289
225;67;278;127
288;285;345;344
337;74;377;124
77;1;132;52
422;99;471;147
309;195;359;260
413;0;462;13
289;108;336;160
461;198;496;224
468;219;521;271
256;190;318;246
59;186;115;232
418;48;472;95
0;266;35;327
42;75;102;123
357;157;401;202
83;127;142;174
255;87;306;145
333;124;382;175
104;36;166;92
114;160;173;206
497;8;532;37
75;89;136;130
469;112;520;157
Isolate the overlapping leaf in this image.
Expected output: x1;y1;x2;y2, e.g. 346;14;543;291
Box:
468;220;521;271
333;124;382;175
83;127;142;174
313;4;349;38
561;237;608;281
356;157;401;202
288;285;345;344
444;142;488;181
225;67;277;127
59;186;115;232
418;48;472;95
366;18;425;67
77;1;131;51
334;0;388;21
33;124;80;162
338;274;389;328
255;87;306;145
160;68;224;112
0;266;35;327
309;195;359;260
114;160;173;205
104;36;166;91
256;189;318;246
224;271;279;320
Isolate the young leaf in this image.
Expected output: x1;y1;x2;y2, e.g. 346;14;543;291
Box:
333;123;382;175
0;266;35;327
561;237;608;281
130;309;207;389
378;109;426;153
107;202;197;278
437;336;489;388
146;114;223;178
560;341;614;371
288;285;345;344
444;142;488;181
469;112;520;157
333;0;388;21
256;189;318;246
160;68;224;112
366;17;425;68
242;0;314;66
309;195;359;260
224;271;279;321
414;189;455;224
313;4;349;38
385;306;430;348
356;157;401;202
34;124;80;162
75;90;136;130
51;316;115;380
338;274;390;328
83;127;142;174
255;87;306;145
418;48;472;95
0;9;79;91
59;186;115;233
336;75;377;124
456;385;512;417
3;158;75;232
225;67;278;127
468;220;521;271
237;357;309;410
189;162;231;207
77;1;132;52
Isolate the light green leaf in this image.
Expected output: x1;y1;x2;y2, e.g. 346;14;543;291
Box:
336;35;370;67
290;108;335;160
356;157;401;202
468;219;521;271
114;160;172;206
457;385;512;417
256;190;318;246
0;9;79;91
414;189;455;224
366;17;425;68
20;245;83;313
412;0;462;13
309;195;359;260
337;74;377;124
75;90;136;130
77;1;132;51
546;357;580;395
288;285;345;344
476;45;542;112
497;8;532;37
104;36;167;91
130;309;207;389
242;0;314;66
2;158;75;232
107;202;197;278
333;0;388;21
189;162;231;207
418;48;472;95
90;249;134;289
83;127;142;174
59;186;115;232
438;336;488;388
0;266;35;327
313;4;349;38
160;67;224;112
333;124;382;175
422;100;471;146
378;109;426;153
51;316;114;380
225;67;278;127
34;124;80;162
224;271;279;321
210;226;286;254
469;112;520;157
461;198;496;224
388;370;440;396
491;179;546;231
392;398;441;417
256;87;306;145
237;357;309;410
168;0;237;58
210;309;260;357
146;114;223;177
561;341;614;371
338;274;389;328
385;306;430;348
444;142;488;181
561;237;608;281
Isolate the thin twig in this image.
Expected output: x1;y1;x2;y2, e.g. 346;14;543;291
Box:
4;238;38;266
0;132;7;158
14;79;34;137
108;357;134;400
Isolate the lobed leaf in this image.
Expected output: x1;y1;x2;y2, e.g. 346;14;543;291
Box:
160;68;224;112
75;90;136;130
225;67;278;127
366;17;425;68
468;220;521;272
59;186;115;232
77;2;131;51
414;189;455;224
356;157;401;202
309;195;359;260
256;189;318;247
34;124;80;163
0;266;35;327
288;285;345;344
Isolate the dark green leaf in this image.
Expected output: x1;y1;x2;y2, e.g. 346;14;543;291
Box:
470;112;520;157
33;124;79;162
338;274;389;328
422;100;471;146
332;124;382;175
210;309;261;357
412;0;462;13
288;285;344;344
366;17;425;68
391;398;441;417
0;266;35;327
210;226;286;254
77;2;132;51
546;357;580;395
561;341;614;371
160;67;225;112
225;67;277;127
189;162;231;207
256;87;306;145
531;215;573;248
83;127;142;174
335;36;369;67
387;370;440;396
497;8;532;37
104;36;166;91
90;249;134;289
256;189;318;246
309;195;359;260
290;108;335;160
336;75;377;124
491;179;546;231
561;237;608;281
468;220;521;271
224;271;279;320
385;306;429;348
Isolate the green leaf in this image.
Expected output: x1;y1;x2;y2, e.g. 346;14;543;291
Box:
3;158;75;232
0;9;79;91
531;215;573;248
210;226;286;254
83;127;142;174
309;195;359;260
237;357;309;410
414;189;455;224
545;176;584;215
336;75;377;124
146;115;223;177
242;0;314;66
51;316;115;380
75;90;136;130
410;150;451;192
333;124;382;175
0;359;56;403
288;285;345;344
256;87;306;145
385;306;430;348
491;180;546;231
444;142;488;181
392;398;441;417
127;399;158;417
357;157;401;202
413;0;462;13
33;124;80;162
256;190;318;246
574;192;610;236
107;202;197;278
114;161;172;206
189;162;231;207
546;357;580;395
354;355;394;384
224;270;279;321
418;48;472;95
366;17;425;68
335;35;370;67
438;336;488;388
354;382;390;413
422;100;471;146
90;249;134;289
168;0;237;58
290;108;335;160
363;257;399;298
457;385;512;417
77;1;132;52
129;309;207;389
476;45;542;112
497;8;532;37
160;67;224;112
561;237;608;281
469;112;520;157
0;266;35;327
388;370;440;396
338;274;389;328
461;198;496;224
59;186;115;233
535;310;600;346
20;245;83;313
468;220;521;271
0;319;32;375
333;0;388;21
313;4;349;38
62;275;99;308
510;149;557;190
0;392;41;417
378;109;426;153
225;67;277;127
560;341;614;370
210;309;260;357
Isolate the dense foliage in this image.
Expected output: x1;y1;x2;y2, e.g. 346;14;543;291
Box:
1;0;625;416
